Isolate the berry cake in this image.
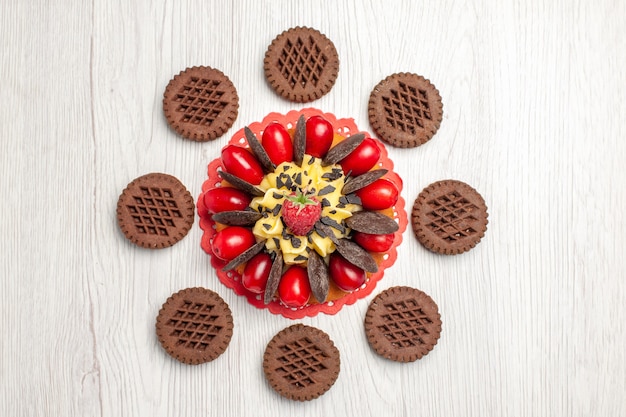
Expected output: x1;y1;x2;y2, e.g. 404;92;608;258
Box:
198;108;407;319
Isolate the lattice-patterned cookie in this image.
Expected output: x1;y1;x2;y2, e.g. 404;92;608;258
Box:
264;27;339;102
365;286;441;362
412;179;488;255
263;324;340;401
368;73;443;147
156;287;233;364
116;173;195;249
163;66;239;141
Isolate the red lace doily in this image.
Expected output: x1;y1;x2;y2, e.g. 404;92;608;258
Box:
198;108;407;319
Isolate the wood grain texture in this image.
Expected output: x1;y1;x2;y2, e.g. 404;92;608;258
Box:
1;0;625;416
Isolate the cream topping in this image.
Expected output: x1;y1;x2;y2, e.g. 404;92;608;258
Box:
250;155;360;264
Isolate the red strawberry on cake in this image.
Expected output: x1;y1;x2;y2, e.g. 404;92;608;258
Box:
282;191;322;236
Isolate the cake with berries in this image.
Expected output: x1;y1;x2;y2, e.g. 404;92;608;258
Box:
198;108;407;318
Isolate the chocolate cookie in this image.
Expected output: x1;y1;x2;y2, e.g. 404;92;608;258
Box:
412;179;488;255
163;66;239;141
263;324;340;401
156;287;234;365
368;73;443;147
365;286;441;362
264;27;339;102
116;173;195;249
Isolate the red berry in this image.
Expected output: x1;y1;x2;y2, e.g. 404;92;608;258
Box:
281;191;322;236
305;116;334;158
278;265;311;308
261;122;293;165
353;232;395;252
221;145;264;185
211;226;256;261
329;253;366;292
355;178;399;210
203;187;251;214
242;252;272;294
339;137;381;176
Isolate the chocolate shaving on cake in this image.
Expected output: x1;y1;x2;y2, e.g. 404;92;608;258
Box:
212;210;263;226
272;191;283;200
218;170;264;196
244;126;275;172
321;216;345;233
294;254;308;262
342;169;388;194
321;168;343;181
345;193;362;205
291;236;302;248
281;227;294;242
222;240;267;271
264;252;283;304
334;239;378;273
321;198;331;208
276;173;293;189
293;115;306;166
345;211;399;234
314;221;328;238
271;204;282;216
307;249;329;303
322;133;365;166
294;172;302;186
317;185;336;196
314;222;338;243
273;237;280;248
263;223;272;231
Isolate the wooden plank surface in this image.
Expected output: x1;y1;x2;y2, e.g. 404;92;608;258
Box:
1;0;625;416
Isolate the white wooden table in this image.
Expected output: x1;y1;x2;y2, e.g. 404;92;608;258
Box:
2;1;625;416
